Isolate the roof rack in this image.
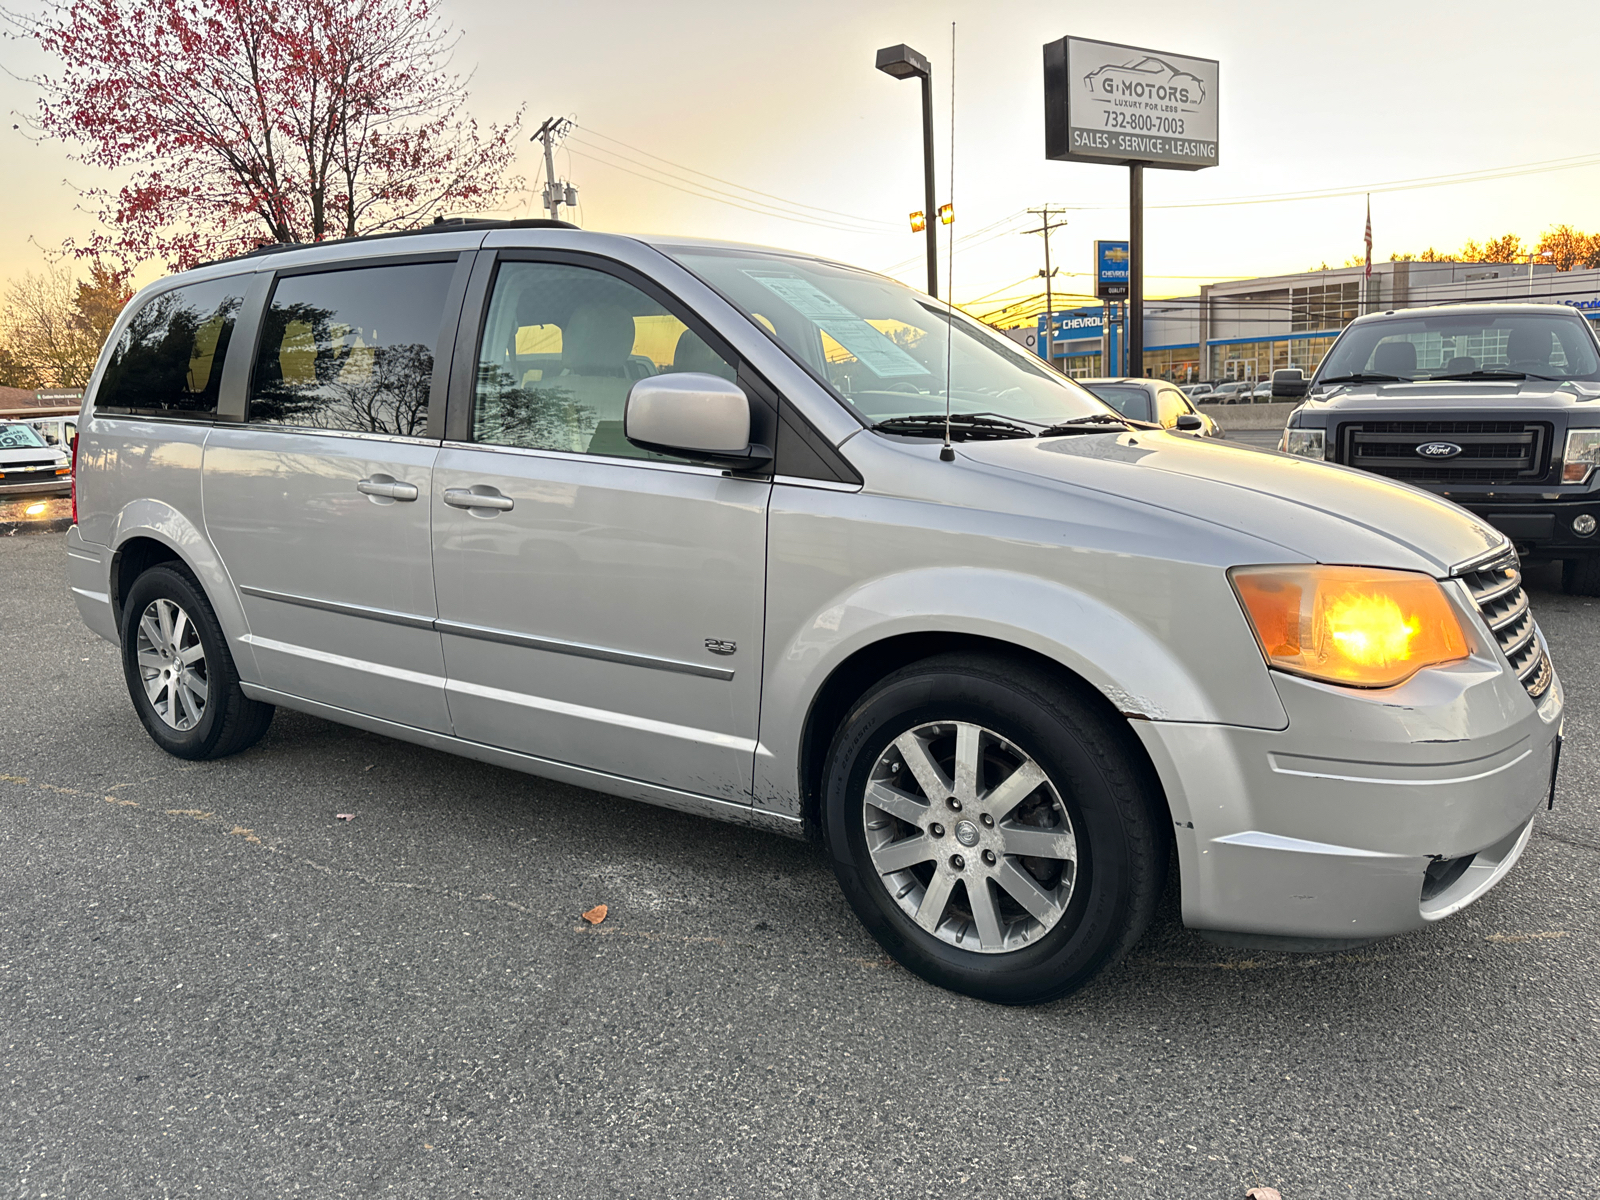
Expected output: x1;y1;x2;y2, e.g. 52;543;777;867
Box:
204;217;581;268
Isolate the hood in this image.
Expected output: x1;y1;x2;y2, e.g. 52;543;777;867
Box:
956;430;1504;576
0;443;68;467
1306;377;1600;414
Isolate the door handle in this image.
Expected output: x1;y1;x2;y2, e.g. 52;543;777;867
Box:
443;486;514;512
357;477;419;501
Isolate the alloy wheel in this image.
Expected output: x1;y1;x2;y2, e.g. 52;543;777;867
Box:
134;597;209;731
862;720;1078;954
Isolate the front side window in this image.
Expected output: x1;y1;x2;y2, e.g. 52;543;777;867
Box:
665;247;1106;429
1317;312;1600;383
1084;383;1152;422
471;260;735;459
249;261;455;434
95;278;244;415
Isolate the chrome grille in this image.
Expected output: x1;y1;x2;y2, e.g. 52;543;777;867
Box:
1456;549;1552;700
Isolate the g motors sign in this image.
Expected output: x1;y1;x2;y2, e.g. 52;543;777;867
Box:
1045;37;1219;170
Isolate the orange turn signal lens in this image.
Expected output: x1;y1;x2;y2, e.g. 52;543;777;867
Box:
1230;565;1470;688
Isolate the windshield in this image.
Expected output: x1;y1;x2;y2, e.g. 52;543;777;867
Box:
665;246;1108;427
1316;311;1600;383
0;423;49;450
1083;383;1153;422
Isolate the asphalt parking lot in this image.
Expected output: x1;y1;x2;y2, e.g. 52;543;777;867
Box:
3;532;1597;1199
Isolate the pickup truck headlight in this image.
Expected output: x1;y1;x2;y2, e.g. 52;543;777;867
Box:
1282;428;1325;459
1564;429;1600;484
1231;565;1469;688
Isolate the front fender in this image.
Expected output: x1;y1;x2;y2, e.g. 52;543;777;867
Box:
111;498;260;682
753;563;1288;818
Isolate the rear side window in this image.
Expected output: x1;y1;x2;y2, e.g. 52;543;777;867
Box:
249;261;456;434
94;278;245;416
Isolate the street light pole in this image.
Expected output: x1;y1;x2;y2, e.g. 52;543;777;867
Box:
876;44;939;298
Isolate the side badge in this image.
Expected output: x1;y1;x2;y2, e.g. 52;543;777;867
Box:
705;639;737;656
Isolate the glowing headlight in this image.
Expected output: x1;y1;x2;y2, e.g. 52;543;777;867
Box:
1563;429;1600;484
1282;428;1325;459
1231;565;1470;688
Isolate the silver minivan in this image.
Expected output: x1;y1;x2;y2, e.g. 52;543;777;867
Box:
67;221;1564;1003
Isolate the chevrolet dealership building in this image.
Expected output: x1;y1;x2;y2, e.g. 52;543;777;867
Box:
1014;259;1600;382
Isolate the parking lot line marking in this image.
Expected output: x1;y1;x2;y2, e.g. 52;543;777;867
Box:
1484;930;1568;943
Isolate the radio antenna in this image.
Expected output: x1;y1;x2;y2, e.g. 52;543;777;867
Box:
940;21;957;463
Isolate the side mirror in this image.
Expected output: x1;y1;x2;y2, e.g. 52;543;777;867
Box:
1271;368;1309;399
624;373;772;469
1175;413;1203;431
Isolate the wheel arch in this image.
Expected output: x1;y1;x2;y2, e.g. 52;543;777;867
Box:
795;630;1175;850
108;501;258;680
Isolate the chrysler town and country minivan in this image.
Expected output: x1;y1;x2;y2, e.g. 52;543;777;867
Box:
67;220;1564;1004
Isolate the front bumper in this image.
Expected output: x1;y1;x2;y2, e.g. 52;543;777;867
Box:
1134;646;1562;942
0;476;71;497
1449;496;1600;558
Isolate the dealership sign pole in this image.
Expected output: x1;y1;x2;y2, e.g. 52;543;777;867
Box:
1045;37;1218;377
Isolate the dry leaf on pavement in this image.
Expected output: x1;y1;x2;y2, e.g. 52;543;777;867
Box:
1246;1188;1283;1200
581;904;608;925
336;813;356;821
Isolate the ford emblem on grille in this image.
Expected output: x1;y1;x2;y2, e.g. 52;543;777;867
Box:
1416;441;1463;458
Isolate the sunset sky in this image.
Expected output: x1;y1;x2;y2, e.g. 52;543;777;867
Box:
1;0;1596;323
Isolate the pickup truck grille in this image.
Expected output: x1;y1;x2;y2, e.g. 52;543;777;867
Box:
1336;421;1551;483
1455;550;1552;700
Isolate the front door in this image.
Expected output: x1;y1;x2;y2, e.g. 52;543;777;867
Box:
204;256;466;732
431;256;770;802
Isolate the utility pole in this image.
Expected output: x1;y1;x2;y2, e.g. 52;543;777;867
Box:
1129;164;1143;377
531;117;578;222
1024;207;1068;371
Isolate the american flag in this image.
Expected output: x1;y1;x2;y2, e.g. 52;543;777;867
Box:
1364;195;1373;280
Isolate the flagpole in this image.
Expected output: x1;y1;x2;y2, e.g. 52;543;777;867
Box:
1363;193;1373;314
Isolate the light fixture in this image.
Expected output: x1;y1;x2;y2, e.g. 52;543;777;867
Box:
24;503;46;516
908;211;926;233
938;203;954;225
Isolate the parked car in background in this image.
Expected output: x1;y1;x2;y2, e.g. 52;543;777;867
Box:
1247;380;1273;402
1181;382;1215;400
1281;302;1600;595
0;420;71;497
26;415;78;449
1081;377;1222;436
66;222;1562;1005
1209;380;1252;403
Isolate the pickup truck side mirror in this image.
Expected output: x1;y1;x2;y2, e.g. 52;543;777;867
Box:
625;373;773;470
1175;413;1204;432
1271;368;1309;399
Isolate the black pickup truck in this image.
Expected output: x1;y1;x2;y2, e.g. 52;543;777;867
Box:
1280;303;1600;595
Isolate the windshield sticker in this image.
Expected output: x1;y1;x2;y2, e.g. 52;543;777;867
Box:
743;272;928;378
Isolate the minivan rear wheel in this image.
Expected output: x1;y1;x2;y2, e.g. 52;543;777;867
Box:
821;653;1164;1005
120;564;274;760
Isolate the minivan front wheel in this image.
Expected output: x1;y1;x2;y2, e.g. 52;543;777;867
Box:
120;564;274;760
822;654;1164;1005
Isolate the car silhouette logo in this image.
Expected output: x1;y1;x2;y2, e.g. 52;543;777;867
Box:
1082;56;1206;108
1416;442;1463;458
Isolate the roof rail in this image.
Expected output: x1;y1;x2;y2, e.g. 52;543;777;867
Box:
200;217;582;269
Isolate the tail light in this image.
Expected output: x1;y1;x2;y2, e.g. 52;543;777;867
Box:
70;434;79;526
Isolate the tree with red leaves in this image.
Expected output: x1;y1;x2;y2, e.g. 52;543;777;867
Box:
8;0;524;270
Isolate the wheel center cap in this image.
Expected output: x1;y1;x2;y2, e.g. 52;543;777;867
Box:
954;819;980;847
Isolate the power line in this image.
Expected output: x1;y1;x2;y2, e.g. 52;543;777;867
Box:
1054;150;1600;213
565;145;892;236
573;127;897;231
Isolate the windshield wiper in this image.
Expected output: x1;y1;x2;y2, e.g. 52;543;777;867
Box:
1429;369;1557;382
869;413;1035;440
1318;372;1407;385
1037;413;1136;436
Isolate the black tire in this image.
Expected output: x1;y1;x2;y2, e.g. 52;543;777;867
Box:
1562;557;1600;597
119;563;274;760
821;653;1165;1005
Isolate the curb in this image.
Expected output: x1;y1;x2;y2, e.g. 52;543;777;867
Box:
0;518;73;537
